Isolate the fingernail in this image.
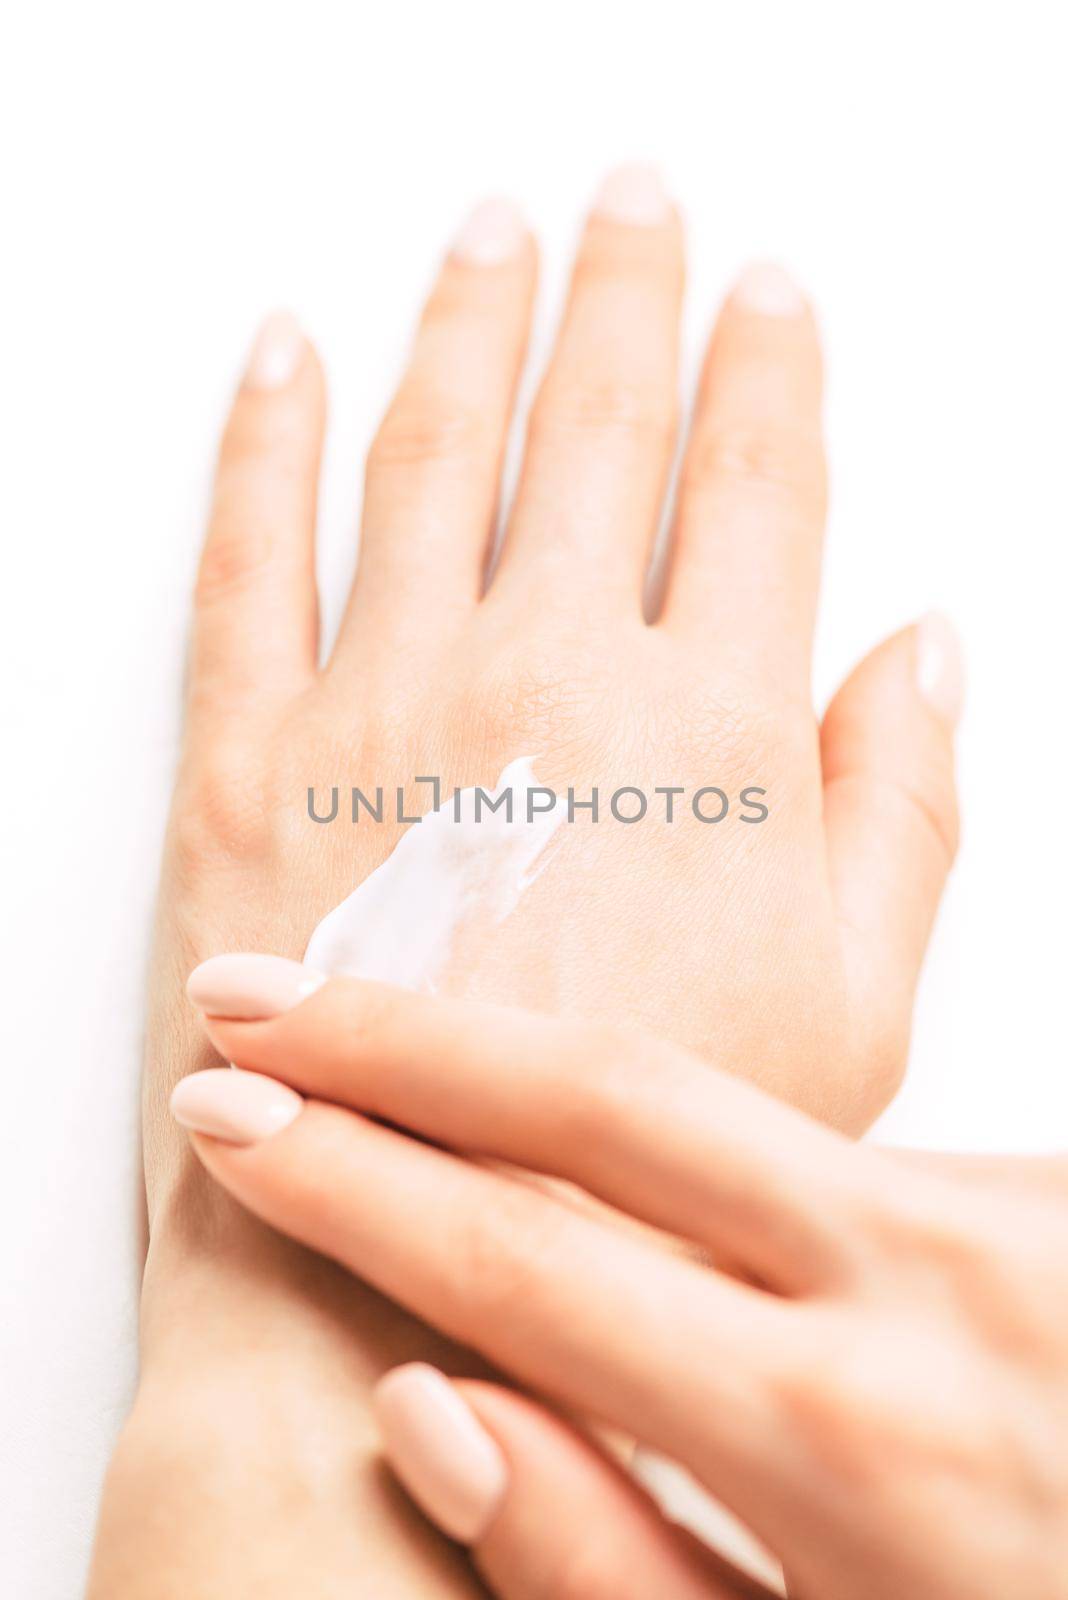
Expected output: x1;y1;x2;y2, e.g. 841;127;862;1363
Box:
733;261;806;317
915;611;965;727
593;162;672;226
451;198;527;265
187;954;326;1020
170;1068;304;1144
374;1364;507;1543
244;310;304;390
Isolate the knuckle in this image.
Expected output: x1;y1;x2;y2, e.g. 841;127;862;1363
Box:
864;760;960;870
367;398;490;472
685;420;825;507
576;1027;682;1137
904;775;960;866
865;1196;1065;1356
453;1186;566;1324
770;1332;904;1486
529;377;675;451
339;978;408;1053
450;649;604;761
774;1352;847;1429
843;767;960;871
194;534;271;607
671;680;779;774
170;755;270;868
197;462;308;607
881;1199;1014;1293
501;661;586;728
551;1537;625;1600
552;1025;645;1145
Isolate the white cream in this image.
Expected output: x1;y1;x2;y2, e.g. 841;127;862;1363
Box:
631;1452;786;1593
304;756;562;989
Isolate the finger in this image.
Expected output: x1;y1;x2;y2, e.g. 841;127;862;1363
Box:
661;264;825;687
193;960;873;1291
374;1365;776;1599
191;311;325;715
170;1069;786;1487
491;164;683;610
334;199;536;656
822;614;963;1097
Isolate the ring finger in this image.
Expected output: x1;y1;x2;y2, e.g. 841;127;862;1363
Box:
660;263;826;689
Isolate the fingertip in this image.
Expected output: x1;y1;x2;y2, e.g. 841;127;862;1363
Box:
373;1364;508;1544
243;309;307;391
186;954;327;1021
730;260;809;320
450;197;531;268
169;1067;304;1145
591;162;675;228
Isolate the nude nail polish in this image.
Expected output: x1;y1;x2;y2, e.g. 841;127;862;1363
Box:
170;1068;303;1144
451;198;527;265
593;163;671;226
915;611;965;726
187;954;326;1019
374;1364;507;1543
733;262;806;317
245;310;304;390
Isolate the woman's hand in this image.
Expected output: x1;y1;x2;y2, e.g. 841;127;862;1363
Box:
170;962;1068;1600
105;167;960;1596
148;169;962;1215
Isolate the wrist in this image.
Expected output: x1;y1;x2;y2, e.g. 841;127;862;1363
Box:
140;1192;474;1408
93;1319;482;1599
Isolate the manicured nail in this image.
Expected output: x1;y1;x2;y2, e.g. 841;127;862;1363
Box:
170;1068;303;1144
187;954;326;1020
915;611;965;727
451;198;527;265
374;1364;507;1543
593;162;671;226
244;310;304;390
733;261;806;317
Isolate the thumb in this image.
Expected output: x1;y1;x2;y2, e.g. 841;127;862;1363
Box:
373;1364;776;1599
821;612;963;1109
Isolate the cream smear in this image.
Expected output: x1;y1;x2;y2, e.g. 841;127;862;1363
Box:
304;756;562;989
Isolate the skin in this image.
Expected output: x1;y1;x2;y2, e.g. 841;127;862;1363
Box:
89;177;960;1596
187;978;1068;1599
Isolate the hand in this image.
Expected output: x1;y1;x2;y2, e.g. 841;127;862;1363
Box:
171;964;1068;1600
102;167;960;1595
148;172;961;1198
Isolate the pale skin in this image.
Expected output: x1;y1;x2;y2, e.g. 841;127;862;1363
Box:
175;972;1068;1600
88;167;962;1595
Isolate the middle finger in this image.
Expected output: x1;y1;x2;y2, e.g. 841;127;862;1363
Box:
490;164;684;614
176;1079;786;1496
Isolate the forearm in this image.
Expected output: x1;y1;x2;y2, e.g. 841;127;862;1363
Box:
88;1198;484;1597
90;1395;480;1599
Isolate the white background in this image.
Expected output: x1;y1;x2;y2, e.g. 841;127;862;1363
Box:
3;3;1067;1594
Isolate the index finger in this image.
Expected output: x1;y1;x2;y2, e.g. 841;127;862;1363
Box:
173;1071;790;1522
193;959;875;1292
